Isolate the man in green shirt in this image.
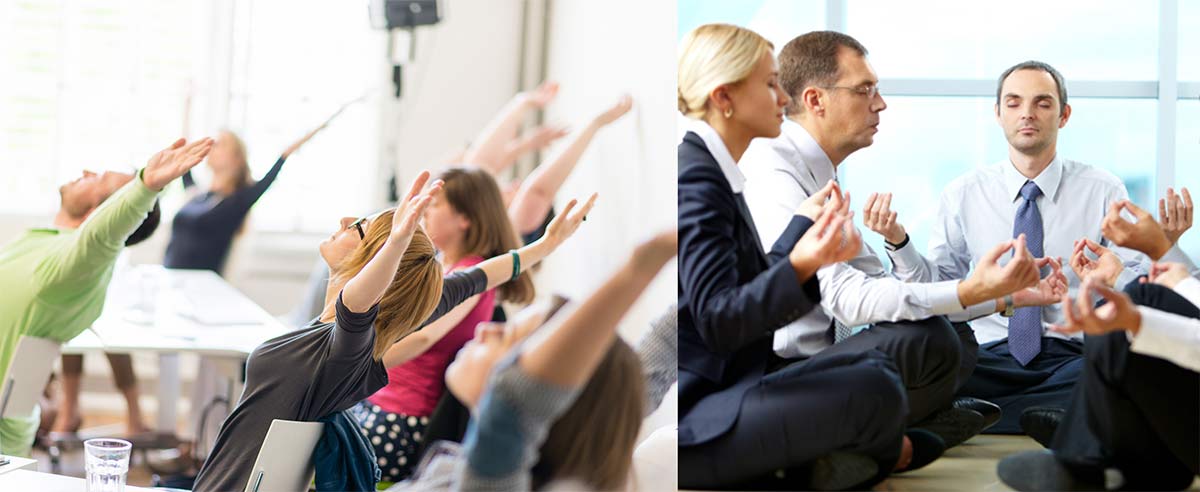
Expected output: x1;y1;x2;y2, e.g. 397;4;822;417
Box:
0;137;214;456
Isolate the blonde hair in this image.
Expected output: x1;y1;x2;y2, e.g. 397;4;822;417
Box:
217;129;253;190
677;23;774;119
331;210;445;359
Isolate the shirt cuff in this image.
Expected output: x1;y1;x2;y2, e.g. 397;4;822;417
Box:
1129;306;1200;372
924;280;968;314
1173;277;1200;309
1159;244;1199;271
887;240;925;272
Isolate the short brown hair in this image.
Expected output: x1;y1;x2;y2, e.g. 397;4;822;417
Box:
778;31;868;115
331;210;445;360
436;167;534;304
996;60;1068;113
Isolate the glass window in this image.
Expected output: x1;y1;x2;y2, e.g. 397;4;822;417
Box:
224;0;385;233
0;0;210;215
677;0;824;48
839;96;1156;255
1175;101;1200;259
1180;0;1200;81
845;0;1158;81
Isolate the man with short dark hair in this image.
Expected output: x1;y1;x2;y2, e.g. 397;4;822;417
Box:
0;137;213;456
742;32;1058;448
889;60;1198;434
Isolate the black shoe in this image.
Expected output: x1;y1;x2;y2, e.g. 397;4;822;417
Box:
952;396;1002;431
1020;406;1065;448
895;428;945;473
912;406;985;448
997;450;1105;491
807;452;879;491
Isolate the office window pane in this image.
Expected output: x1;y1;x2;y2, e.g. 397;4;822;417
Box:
1180;1;1200;81
0;0;210;215
677;0;823;47
846;0;1157;80
840;97;1155;256
1176;102;1200;259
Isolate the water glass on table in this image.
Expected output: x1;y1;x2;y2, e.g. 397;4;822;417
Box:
85;438;131;492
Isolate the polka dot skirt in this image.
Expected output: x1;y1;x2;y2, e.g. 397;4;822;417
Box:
351;400;430;482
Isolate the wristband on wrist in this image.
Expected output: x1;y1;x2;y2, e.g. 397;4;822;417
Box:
884;234;910;251
1001;294;1016;317
509;250;521;281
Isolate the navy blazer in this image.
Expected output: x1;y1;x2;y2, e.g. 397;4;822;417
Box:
677;131;823;446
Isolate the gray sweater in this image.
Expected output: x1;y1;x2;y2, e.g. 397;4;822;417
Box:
396;304;678;491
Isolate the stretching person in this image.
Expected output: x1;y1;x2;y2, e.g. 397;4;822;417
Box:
675;24;971;490
191;171;593;491
464;81;633;242
0;138;213;456
165;117;333;273
397;230;678;490
352;167;534;482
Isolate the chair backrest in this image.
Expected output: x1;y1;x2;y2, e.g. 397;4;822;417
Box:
0;335;61;419
244;419;325;492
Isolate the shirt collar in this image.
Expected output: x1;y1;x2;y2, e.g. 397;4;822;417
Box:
1003;154;1063;203
780;119;837;186
685;118;745;193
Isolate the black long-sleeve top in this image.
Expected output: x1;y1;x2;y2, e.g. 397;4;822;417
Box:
163;156;285;273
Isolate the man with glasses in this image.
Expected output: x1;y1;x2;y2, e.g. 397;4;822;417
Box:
878;61;1198;437
741;31;1043;449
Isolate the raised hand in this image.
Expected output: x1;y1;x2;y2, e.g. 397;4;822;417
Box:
790;194;861;277
795;180;841;221
520;81;559;109
1050;278;1142;336
1012;256;1069;307
593;94;634;126
862;192;906;245
391;170;443;243
1101;200;1173;260
1142;261;1191;289
958;234;1040;306
1069;238;1124;287
541;193;598;249
1159;187;1193;245
632;229;679;272
513;125;570;153
142;137;215;191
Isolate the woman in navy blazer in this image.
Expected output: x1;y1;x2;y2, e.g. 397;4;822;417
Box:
676;24;933;490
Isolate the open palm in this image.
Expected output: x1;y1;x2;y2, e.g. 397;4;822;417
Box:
142;138;214;191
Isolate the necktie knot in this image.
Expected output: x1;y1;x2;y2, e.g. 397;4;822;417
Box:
1020;181;1043;201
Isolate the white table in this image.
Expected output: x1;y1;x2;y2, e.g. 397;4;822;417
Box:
63;265;291;434
0;454;37;475
0;469;156;491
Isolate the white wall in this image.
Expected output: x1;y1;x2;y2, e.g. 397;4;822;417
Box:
538;0;678;339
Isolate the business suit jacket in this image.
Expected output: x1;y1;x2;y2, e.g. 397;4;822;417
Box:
677;131;823;446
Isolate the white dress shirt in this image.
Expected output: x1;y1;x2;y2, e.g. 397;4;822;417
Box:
909;156;1199;345
683;118;745;193
742;120;964;358
1130;277;1200;372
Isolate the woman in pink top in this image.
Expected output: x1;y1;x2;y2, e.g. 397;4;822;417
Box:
352;167;535;482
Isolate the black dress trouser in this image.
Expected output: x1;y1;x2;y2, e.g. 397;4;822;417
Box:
677;349;907;489
1052;282;1199;491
